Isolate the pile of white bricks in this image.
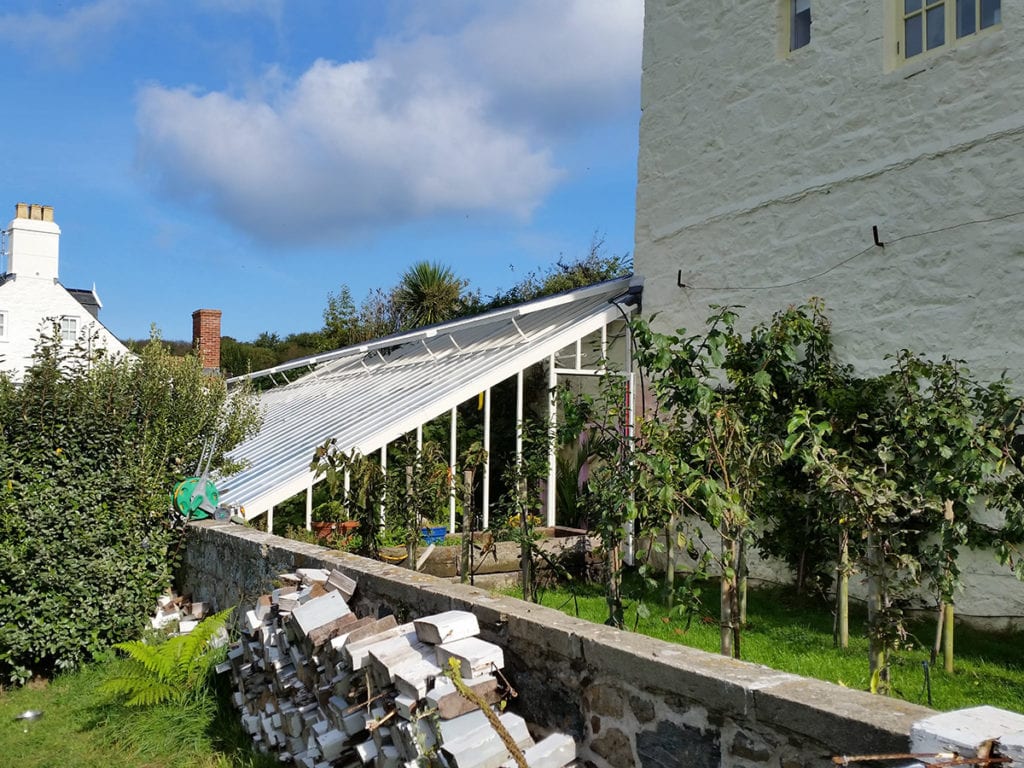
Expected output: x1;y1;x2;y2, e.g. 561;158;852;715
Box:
151;591;209;633
220;567;577;768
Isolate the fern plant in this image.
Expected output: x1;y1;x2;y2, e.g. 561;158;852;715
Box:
101;608;233;707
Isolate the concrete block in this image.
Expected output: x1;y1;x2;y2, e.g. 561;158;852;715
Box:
436;636;504;679
414;610;480;645
425;675;500;719
315;727;347;762
998;729;1024;764
344;622;416;670
442;713;531;768
911;706;1024;758
355;738;378;763
291;591;352;639
297;567;331;584
501;732;575;768
327;568;358;601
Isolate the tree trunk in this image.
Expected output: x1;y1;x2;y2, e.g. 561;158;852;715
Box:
607;542;623;628
837;531;849;649
519;479;534;602
405;466;416;570
738;534;748;628
720;533;739;658
931;602;944;665
460;470;473;584
943;601;955;674
664;513;676;608
866;533;887;693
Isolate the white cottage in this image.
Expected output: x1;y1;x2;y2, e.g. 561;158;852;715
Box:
0;203;127;381
634;0;1019;383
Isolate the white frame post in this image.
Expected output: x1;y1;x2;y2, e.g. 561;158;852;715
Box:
546;353;557;527
449;406;458;531
482;387;492;529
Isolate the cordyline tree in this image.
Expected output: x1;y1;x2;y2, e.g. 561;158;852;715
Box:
0;325;260;685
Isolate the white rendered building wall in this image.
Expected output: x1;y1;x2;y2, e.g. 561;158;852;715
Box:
634;0;1024;618
635;0;1023;383
0;275;128;382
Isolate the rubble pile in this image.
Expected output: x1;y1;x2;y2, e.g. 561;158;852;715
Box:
220;567;577;768
150;591;210;633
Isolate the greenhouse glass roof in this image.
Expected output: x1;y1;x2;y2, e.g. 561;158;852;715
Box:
217;277;639;525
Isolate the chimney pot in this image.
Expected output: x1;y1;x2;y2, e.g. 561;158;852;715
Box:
42;206;54;222
15;202;28;219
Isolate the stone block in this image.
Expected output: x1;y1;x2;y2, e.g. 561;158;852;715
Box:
436;636;504;679
414;610;480;645
911;705;1024;758
290;591;352;639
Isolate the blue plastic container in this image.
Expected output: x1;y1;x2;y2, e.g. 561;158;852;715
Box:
421;526;448;544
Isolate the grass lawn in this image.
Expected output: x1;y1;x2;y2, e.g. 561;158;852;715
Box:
0;655;276;768
522;573;1024;714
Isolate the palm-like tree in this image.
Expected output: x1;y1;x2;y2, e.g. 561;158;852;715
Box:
395;261;467;328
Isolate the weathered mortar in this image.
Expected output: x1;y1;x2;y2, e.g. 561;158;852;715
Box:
182;520;931;767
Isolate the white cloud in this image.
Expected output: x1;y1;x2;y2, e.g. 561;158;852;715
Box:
0;0;140;65
135;0;643;243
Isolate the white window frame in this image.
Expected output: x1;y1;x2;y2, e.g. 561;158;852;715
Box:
0;310;7;341
893;0;1001;65
60;315;79;345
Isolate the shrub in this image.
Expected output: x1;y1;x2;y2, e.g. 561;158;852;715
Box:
0;328;260;684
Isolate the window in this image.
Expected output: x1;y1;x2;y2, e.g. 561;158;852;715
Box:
791;0;811;51
901;0;1000;59
0;311;7;341
60;315;78;345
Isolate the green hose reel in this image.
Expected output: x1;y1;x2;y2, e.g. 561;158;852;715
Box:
172;476;221;520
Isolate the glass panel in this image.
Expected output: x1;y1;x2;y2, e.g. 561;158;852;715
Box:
957;0;976;36
791;2;811;50
980;0;1000;28
905;14;923;56
926;4;946;49
794;0;810;12
905;0;922;12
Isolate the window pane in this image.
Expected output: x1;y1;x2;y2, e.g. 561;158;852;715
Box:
957;0;976;36
905;0;922;12
905;14;923;56
791;2;811;50
926;4;946;49
980;0;1000;28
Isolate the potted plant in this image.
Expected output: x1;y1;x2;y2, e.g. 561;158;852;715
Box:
311;501;359;541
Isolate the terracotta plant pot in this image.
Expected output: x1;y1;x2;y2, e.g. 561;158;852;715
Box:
311;520;359;540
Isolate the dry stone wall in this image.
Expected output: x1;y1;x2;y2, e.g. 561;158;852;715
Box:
182;520;933;767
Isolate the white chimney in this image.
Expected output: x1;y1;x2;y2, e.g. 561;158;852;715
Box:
7;203;60;280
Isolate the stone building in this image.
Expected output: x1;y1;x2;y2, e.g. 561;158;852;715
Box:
634;0;1017;382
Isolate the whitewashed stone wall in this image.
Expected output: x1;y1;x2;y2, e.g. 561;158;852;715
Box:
635;0;1024;383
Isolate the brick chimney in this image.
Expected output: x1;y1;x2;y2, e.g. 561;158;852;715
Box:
192;309;222;374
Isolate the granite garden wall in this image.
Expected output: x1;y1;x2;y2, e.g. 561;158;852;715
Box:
181;520;933;768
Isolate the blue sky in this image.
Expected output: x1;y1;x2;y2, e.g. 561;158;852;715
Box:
0;0;643;343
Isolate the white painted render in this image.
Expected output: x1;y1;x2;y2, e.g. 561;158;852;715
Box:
634;1;1024;620
635;0;1022;383
0;209;128;382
